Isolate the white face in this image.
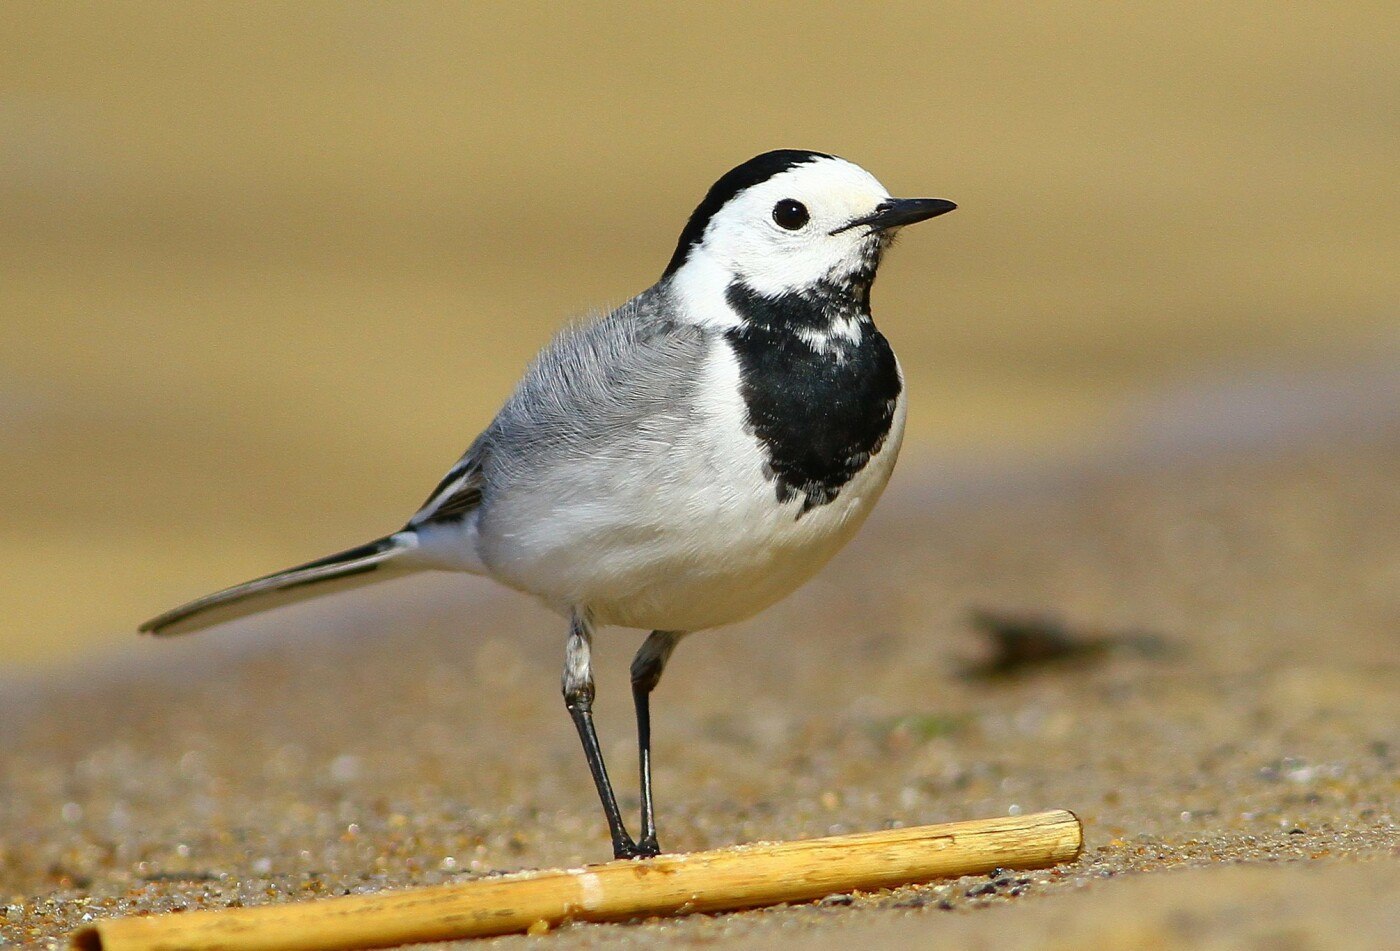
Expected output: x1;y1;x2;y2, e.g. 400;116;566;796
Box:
681;156;893;299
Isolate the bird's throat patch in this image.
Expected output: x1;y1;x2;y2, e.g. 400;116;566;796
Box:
724;283;901;513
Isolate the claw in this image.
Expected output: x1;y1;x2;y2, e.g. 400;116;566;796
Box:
612;834;662;860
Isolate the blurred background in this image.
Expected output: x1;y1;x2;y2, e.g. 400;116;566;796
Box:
2;3;1396;667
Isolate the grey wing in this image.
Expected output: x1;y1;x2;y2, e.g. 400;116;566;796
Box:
408;436;487;526
482;287;711;490
408;286;708;527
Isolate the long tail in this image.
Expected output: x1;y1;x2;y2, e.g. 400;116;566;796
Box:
140;532;418;636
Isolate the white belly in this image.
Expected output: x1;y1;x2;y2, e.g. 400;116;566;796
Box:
469;342;906;631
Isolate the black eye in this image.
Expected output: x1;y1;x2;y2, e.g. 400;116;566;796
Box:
772;199;809;230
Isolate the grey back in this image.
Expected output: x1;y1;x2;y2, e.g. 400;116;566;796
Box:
481;285;711;496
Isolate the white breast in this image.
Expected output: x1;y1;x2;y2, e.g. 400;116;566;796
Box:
467;335;905;632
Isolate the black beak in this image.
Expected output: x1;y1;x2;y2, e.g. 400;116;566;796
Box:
831;197;957;235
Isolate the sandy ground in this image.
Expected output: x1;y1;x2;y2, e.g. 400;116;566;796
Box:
2;433;1398;948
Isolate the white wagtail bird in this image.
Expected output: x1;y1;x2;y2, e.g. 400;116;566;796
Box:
143;150;956;859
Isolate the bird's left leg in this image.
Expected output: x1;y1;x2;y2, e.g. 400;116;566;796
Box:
629;629;687;857
562;610;639;859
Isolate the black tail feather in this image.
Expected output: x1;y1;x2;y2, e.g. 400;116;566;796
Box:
140;534;410;636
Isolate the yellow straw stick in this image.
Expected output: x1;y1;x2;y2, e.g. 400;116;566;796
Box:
73;810;1082;951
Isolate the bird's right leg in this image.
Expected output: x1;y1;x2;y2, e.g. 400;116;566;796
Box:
562;611;639;859
630;629;686;857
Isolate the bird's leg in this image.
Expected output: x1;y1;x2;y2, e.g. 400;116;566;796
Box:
629;630;686;857
562;612;639;859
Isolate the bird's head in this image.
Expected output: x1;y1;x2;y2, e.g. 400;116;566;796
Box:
663;150;954;320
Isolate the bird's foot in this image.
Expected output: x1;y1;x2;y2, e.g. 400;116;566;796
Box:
612;835;662;860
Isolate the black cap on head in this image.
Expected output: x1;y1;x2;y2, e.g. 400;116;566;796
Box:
662;149;834;278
